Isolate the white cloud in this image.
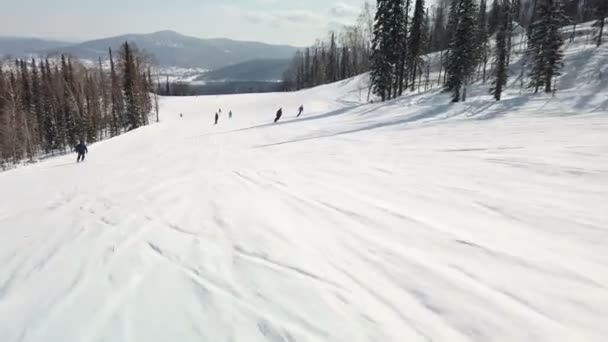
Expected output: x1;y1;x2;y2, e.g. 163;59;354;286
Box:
243;9;325;28
328;3;360;19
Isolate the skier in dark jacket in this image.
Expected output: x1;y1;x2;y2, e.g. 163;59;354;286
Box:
229;110;233;119
74;141;88;163
274;108;283;123
215;112;219;125
297;105;304;117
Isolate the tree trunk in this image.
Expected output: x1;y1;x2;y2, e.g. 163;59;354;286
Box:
418;66;423;92
598;18;605;47
437;51;444;86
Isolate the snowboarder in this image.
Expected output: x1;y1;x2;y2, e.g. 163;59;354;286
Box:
297;105;304;117
74;141;88;163
274;108;283;123
229;110;233;119
215;112;219;125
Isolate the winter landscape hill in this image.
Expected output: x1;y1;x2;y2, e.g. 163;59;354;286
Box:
0;21;607;342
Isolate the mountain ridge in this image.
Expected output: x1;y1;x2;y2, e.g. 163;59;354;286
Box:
0;31;299;70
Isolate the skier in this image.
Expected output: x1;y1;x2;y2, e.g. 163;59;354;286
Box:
74;141;88;163
180;113;183;118
229;110;233;119
274;108;283;123
215;112;219;125
297;105;304;117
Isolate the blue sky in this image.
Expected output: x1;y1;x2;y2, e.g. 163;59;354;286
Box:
0;0;369;46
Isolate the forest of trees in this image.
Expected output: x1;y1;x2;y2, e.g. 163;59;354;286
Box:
370;0;605;103
285;0;606;103
0;42;153;168
282;2;375;91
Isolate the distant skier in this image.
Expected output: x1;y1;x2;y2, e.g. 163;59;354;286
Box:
215;112;219;125
74;141;88;163
180;113;183;118
274;108;283;123
297;105;304;117
229;110;233;119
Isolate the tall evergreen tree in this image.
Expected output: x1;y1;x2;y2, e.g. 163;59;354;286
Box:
30;59;43;148
445;0;479;102
527;0;568;93
431;0;449;52
38;60;55;152
109;48;123;135
408;0;426;90
371;0;394;101
477;0;490;83
488;0;502;35
120;42;142;130
491;0;511;101
60;55;78;147
98;57;109;139
341;46;350;79
395;0;410;96
592;0;607;46
327;32;338;83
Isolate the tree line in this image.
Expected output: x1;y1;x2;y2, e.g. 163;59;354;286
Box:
285;0;606;103
0;42;154;168
283;2;375;91
372;0;606;103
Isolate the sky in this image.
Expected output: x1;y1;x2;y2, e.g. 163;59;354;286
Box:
0;0;370;46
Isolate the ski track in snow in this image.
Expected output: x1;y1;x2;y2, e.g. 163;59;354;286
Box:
1;28;608;342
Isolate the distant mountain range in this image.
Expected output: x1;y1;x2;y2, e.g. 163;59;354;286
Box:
0;37;71;57
0;31;298;70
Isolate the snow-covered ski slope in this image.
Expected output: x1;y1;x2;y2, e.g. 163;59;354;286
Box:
1;26;608;342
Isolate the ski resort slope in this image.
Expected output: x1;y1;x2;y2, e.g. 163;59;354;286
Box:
1;40;608;342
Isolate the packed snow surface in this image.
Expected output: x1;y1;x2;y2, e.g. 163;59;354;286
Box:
1;30;608;342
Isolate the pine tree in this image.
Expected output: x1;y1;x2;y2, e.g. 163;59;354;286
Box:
431;0;449;52
432;1;449;86
488;0;502;35
109;48;123;136
593;0;607;46
527;0;568;93
397;0;411;96
44;59;60;151
30;59;43;148
6;70;24;162
60;56;78;147
477;0;490;83
327;32;338;83
98;57;110;139
491;0;511;101
304;48;312;87
18;59;36;159
408;0;426;90
445;0;479;102
341;46;350;79
443;0;460;85
121;42;141;130
371;0;394;101
512;0;522;24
